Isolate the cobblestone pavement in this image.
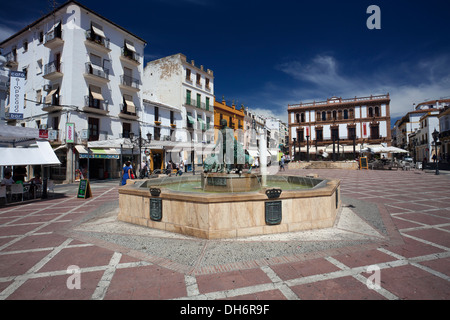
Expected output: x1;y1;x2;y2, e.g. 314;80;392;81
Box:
0;168;449;301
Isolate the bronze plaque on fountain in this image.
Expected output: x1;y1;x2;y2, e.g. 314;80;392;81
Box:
150;198;162;221
265;201;282;225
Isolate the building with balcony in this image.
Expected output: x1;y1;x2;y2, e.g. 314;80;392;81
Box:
142;53;214;169
288;94;392;160
0;0;146;181
213;97;244;139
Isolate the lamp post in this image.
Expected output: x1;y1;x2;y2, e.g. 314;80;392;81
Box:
292;138;297;161
306;135;310;162
432;129;440;175
130;129;152;177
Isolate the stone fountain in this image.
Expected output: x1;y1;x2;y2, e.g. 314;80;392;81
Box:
118;120;341;239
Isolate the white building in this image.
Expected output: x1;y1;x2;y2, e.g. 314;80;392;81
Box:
288;94;392;160
243;108;266;161
0;1;146;181
412;111;440;163
143;53;214;169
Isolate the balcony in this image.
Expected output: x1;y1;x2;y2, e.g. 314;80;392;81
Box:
85;30;111;53
119;75;140;93
84;62;110;84
44;29;64;49
119;103;139;120
43;61;63;80
119;47;141;66
42;94;63;113
4;52;18;68
83;96;109;115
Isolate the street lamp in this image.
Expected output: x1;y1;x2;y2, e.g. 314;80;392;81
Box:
306;135;310;162
292;138;297;161
432;129;440;175
130;129;152;177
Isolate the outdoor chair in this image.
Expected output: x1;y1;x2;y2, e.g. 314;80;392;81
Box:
47;180;55;195
10;183;25;202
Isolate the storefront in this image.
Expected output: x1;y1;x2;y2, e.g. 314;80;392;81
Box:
75;145;120;180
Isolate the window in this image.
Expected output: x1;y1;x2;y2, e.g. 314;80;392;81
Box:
154;127;161;141
196;73;201;85
375;106;380;117
52;117;59;130
89;85;103;109
296;113;300;123
170;111;175;124
197;93;201;108
368;107;373;117
186;68;191;81
154;106;159;121
331;128;339;140
206;97;210;111
88;117;99;141
301;113;306;123
316;128;323;141
316;112;321;122
186;90;191;105
332;110;337;120
348;127;356;140
205;78;210;89
39;31;44;43
23;40;28;52
122;122;131;138
297;130;304;142
322;111;326;121
343;109;349;119
370;124;380;139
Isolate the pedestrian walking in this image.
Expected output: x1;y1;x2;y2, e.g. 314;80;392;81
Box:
279;155;285;171
122;161;132;186
422;157;427;171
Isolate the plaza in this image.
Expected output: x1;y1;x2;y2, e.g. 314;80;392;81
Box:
0;167;449;301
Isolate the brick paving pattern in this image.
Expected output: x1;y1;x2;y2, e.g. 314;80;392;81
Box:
0;169;449;300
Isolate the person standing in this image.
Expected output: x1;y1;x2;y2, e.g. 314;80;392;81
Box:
122;161;132;186
280;155;285;171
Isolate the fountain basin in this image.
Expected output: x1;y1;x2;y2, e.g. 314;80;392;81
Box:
118;175;341;239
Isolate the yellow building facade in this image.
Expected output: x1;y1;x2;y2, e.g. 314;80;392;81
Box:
213;97;245;140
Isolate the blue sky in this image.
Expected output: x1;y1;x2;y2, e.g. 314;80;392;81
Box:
1;0;449;125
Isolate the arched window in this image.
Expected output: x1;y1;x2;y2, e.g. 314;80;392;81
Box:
296;113;300;123
316;112;321;122
332;110;337;120
349;108;354;119
368;107;373;117
343;109;349;119
301;113;306;123
375;106;380;117
322;111;326;121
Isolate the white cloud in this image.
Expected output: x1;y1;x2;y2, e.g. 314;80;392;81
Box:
274;54;450;119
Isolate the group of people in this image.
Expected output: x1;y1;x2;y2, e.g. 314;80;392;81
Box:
121;160;186;186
